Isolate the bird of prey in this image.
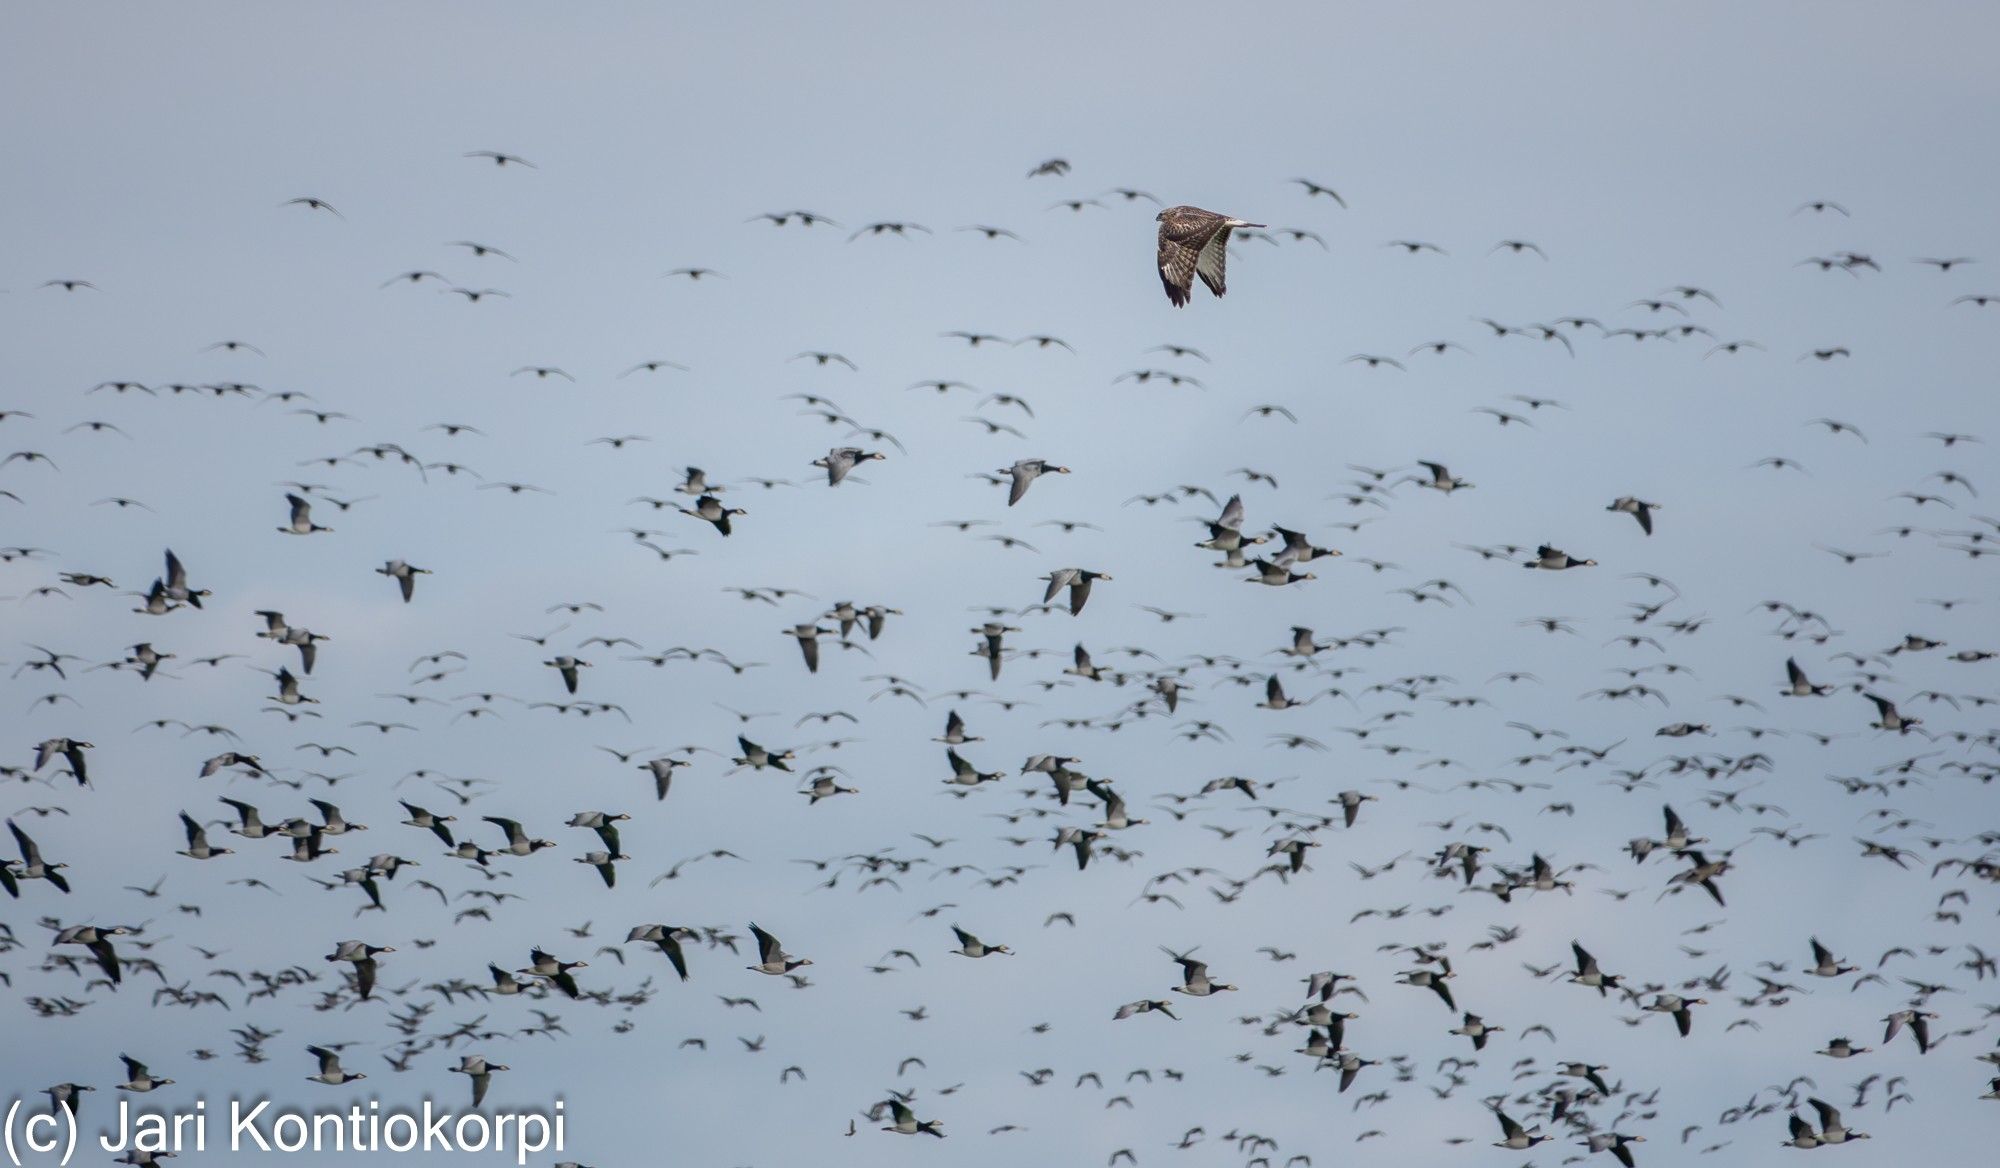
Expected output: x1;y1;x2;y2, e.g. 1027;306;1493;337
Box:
1156;205;1264;307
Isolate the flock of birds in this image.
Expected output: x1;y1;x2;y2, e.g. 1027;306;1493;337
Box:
3;146;1999;1168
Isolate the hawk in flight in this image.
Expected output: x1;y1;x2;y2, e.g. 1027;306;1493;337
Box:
1156;205;1264;307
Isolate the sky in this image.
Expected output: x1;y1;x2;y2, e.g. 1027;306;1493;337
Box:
2;2;1999;1166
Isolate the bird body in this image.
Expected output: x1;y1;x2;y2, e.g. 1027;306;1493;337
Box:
1156;205;1264;307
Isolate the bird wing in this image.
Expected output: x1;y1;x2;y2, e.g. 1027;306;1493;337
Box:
1195;227;1232;298
1158;209;1223;306
9;820;44;865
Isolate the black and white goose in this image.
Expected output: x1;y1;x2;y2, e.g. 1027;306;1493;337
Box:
116;1055;174;1093
747;924;812;975
55;924;133;984
812;446;883;486
484;817;557;857
375;559;430;602
1525;545;1596;570
1413;460;1473;493
277;493;332;534
1606;496;1661;535
305;1045;366;1085
1782;657;1835;696
625;924;697;981
574;850;629;888
1491;1107;1549;1149
880;1099;944;1138
949;925;1011;958
678;494;747;535
7;820;71;893
1863;692;1920;733
324;939;394;999
1041;568;1111;615
1807;1098;1869;1143
544;656;589;694
1164;949;1236;996
519;948;589;998
176;812;232;860
784;624;834;673
943;748;1004;789
451;1056;509;1107
1001;459;1069;505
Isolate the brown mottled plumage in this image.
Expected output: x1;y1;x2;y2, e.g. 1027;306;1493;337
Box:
1155;205;1263;307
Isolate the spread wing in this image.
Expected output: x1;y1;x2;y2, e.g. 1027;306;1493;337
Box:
1195;227;1233;298
1158;209;1224;307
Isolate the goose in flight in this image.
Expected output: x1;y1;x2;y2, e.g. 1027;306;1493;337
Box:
1806;1098;1869;1143
784;624;834;673
748;924;812;975
1782;657;1835;697
1781;1114;1823;1149
116;1055;175;1093
55;924;133;983
1569;942;1623;996
485;816;558;856
1001;459;1070;505
1525;545;1597;570
1606;497;1660;535
950;926;1011;958
574;849;629;888
305;1045;366;1085
679;494;747;536
1042;568;1110;615
32;738;92;787
1863;692;1920;733
813;446;884;486
1163;949;1236;996
880;1099;944;1137
1882;1008;1938;1053
1491;1107;1549;1149
545;656;590;694
1246;558;1314;586
324;939;394;999
1579;1132;1646;1167
451;1056;510;1107
1645;993;1708;1036
1413;461;1472;493
176;812;232;860
375;559;430;602
943;748;1004;789
626;924;697;981
519;948;589;998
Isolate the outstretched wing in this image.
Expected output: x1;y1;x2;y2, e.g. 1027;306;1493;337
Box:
1158;208;1224;307
1195;227;1233;298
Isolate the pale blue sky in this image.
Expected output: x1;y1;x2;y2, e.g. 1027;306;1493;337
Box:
3;3;1998;1166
